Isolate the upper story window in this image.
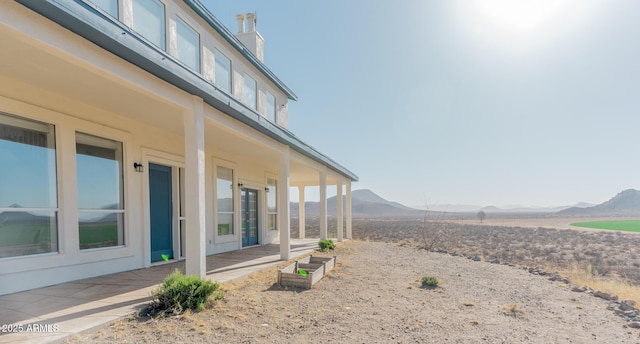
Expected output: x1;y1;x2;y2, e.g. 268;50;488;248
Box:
132;0;166;50
90;0;118;18
175;17;200;72
0;113;58;258
243;74;257;111
215;49;232;94
266;92;276;122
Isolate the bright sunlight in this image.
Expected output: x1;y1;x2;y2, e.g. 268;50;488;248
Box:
471;0;577;33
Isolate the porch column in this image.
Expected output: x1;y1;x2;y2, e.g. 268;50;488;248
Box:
183;97;206;277
346;180;352;239
298;185;306;239
336;180;344;242
319;169;328;240
279;146;291;260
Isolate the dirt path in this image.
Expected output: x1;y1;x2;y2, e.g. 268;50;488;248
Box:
67;241;639;343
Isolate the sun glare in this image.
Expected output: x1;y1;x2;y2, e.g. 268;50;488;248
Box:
472;0;576;33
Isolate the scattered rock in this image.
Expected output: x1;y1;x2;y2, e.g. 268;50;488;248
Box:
571;286;587;293
489;259;500;264
620;301;636;311
471;256;481;262
627;322;640;329
593;290;611;301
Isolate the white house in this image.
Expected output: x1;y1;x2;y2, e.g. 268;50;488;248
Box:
0;0;357;296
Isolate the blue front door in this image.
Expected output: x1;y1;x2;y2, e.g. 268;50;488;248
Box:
149;163;173;262
242;188;259;247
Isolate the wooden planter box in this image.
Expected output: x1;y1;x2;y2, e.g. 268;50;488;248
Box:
302;255;336;273
278;262;324;289
277;256;336;289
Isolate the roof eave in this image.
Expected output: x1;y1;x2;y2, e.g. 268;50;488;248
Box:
14;0;357;181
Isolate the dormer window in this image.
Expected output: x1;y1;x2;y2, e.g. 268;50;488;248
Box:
266;92;276;122
90;0;118;18
243;74;257;111
132;0;166;50
176;17;200;72
214;49;232;94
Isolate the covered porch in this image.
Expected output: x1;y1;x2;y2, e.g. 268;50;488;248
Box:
0;239;321;344
0;1;357;296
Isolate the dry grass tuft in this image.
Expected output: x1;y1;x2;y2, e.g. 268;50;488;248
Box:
463;301;475;307
563;264;640;304
501;303;522;317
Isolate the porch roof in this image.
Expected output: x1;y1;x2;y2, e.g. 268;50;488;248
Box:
16;0;358;182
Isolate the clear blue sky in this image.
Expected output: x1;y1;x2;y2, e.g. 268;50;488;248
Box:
202;0;640;208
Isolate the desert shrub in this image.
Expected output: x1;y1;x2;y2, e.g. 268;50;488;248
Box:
150;269;223;315
421;276;439;288
319;239;336;252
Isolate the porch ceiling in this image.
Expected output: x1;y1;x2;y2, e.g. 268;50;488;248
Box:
0;25;184;135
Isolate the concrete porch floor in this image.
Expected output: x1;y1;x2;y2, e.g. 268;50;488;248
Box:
0;239;320;344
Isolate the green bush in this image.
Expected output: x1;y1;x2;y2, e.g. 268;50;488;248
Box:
150;269;223;315
318;239;336;252
421;276;439;288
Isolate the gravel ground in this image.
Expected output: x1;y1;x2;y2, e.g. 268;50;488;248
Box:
67;240;640;343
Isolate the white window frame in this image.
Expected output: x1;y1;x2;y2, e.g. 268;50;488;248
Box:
175;16;201;72
214;49;232;94
75;132;125;251
243;73;257;111
132;0;166;50
214;160;237;242
266;92;276;122
88;0;118;18
0;113;59;259
266;176;277;232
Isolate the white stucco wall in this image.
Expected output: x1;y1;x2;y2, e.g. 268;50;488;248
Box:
0;0;289;294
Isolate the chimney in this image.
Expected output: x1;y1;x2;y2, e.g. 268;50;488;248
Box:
246;13;256;32
235;14;245;34
235;12;264;62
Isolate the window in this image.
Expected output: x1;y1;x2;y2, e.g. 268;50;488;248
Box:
90;0;118;18
214;49;232;93
216;166;234;235
76;133;124;249
243;74;257;110
176;17;200;72
267;178;277;231
132;0;165;50
266;92;276;122
0;113;58;258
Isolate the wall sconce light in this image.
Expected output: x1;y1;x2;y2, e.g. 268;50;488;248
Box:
238;182;244;189
133;162;144;173
264;187;270;192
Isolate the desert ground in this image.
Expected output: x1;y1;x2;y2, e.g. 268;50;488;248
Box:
67;217;640;343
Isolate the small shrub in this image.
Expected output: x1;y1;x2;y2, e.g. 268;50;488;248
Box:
150;269;223;315
421;276;439;288
319;239;336;252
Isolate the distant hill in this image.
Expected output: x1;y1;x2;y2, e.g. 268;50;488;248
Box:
291;189;423;218
480;204;591;214
558;189;640;216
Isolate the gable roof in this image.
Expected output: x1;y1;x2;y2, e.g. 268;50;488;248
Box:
14;0;357;181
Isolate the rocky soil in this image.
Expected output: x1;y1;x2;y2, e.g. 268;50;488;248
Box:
67;240;640;343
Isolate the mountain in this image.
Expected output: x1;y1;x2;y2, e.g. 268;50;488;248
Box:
413;202;595;214
413;204;483;213
291;189;423;218
480;204;591;214
558;189;640;216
